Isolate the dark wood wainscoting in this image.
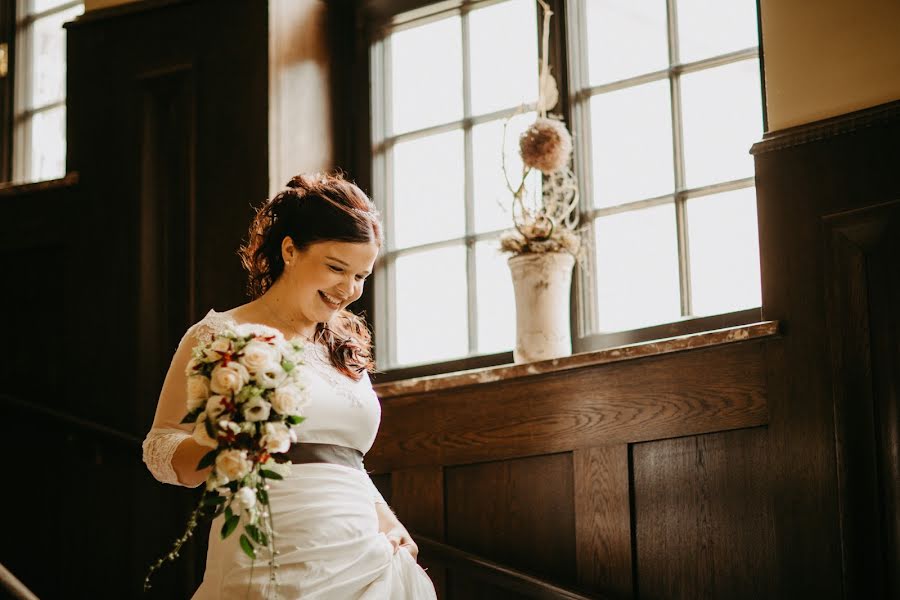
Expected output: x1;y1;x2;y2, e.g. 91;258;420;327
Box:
369;329;778;600
753;100;900;599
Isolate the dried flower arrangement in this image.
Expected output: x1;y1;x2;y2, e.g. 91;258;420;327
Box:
500;0;584;260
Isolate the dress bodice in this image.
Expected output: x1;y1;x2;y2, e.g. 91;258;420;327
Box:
197;309;382;455
141;309;385;502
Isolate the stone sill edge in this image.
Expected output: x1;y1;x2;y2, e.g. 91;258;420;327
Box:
374;320;780;399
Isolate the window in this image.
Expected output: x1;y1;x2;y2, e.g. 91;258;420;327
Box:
570;0;763;338
12;0;82;182
370;0;764;371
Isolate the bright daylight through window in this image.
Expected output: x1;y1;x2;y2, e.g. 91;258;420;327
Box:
372;0;763;369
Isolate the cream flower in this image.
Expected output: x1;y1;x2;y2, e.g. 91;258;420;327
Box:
270;384;310;416
242;396;271;422
205;395;230;419
255;367;288;389
236;486;257;510
215;449;252;481
260;422;292;454
186;375;211;412
192;412;218;449
233;322;285;342
239;340;282;375
209;362;250;395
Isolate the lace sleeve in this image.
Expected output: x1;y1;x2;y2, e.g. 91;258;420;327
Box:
142;427;193;486
142;311;228;487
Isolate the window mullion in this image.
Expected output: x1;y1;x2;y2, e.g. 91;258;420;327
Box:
461;5;477;355
666;0;692;317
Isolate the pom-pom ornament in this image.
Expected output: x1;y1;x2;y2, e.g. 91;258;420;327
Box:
519;117;573;175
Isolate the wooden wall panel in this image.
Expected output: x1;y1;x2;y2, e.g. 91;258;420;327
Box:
824;200;900;598
445;453;576;589
632;427;774;600
369;341;768;471
574;445;633;599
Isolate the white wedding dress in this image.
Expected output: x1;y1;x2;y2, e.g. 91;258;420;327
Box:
142;309;438;599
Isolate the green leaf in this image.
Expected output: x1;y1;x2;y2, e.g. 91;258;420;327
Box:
258;488;269;505
225;506;233;521
259;469;283;480
286;415;305;425
239;534;256;559
201;493;226;507
281;359;295;372
196;450;218;470
245;524;268;546
221;513;239;539
180;411;199;424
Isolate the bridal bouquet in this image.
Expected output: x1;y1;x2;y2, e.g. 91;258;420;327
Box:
144;324;311;596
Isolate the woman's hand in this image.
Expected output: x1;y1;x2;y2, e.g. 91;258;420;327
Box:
375;503;419;561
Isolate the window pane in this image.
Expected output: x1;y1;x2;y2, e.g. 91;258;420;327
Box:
590;80;674;207
681;59;762;189
475;239;515;354
472;111;542;234
586;0;669;85
28;5;83;109
392;130;465;249
390;16;463;135
395;245;469;365
687;187;761;315
469;0;539;116
676;0;759;63
594;203;681;331
29;105;66;180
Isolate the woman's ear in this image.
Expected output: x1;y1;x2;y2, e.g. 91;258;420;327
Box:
281;236;295;264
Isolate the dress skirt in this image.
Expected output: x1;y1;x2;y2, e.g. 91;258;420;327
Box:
191;462;438;599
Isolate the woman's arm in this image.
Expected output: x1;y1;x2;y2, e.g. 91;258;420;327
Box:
142;326;213;487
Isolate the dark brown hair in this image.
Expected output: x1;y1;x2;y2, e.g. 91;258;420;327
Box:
238;172;382;380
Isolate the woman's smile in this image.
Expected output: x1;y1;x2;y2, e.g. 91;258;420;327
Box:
319;290;345;309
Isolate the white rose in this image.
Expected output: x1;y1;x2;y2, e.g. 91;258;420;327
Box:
215;449;252;481
239;340;282;375
186;376;211;412
270;385;310;416
209;362;250;395
261;422;292;454
254;366;288;389
205;394;230;419
242;396;271;422
192;412;218;448
233;322;285;342
236;486;257;510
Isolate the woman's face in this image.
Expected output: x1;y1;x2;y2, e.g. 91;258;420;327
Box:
280;238;379;324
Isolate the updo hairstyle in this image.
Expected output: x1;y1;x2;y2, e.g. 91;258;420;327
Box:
238;172;382;380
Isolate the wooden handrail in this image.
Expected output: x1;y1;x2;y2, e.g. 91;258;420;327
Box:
0;562;40;600
413;533;608;600
0;393;141;448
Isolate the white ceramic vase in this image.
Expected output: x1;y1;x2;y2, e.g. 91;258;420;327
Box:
507;251;575;364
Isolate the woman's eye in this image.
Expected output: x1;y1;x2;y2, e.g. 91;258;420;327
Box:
328;265;343;273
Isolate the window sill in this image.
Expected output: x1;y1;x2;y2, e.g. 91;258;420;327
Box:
373;320;779;399
0;172;79;199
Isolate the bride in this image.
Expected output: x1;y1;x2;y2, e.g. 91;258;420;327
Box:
142;173;438;599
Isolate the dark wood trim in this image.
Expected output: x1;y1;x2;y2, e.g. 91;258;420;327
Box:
414;532;606;600
0;171;78;198
368;338;769;470
376;320;777;397
751;98;900;154
573;445;633;598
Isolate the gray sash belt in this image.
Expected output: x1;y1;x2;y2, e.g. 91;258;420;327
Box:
281;442;364;471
